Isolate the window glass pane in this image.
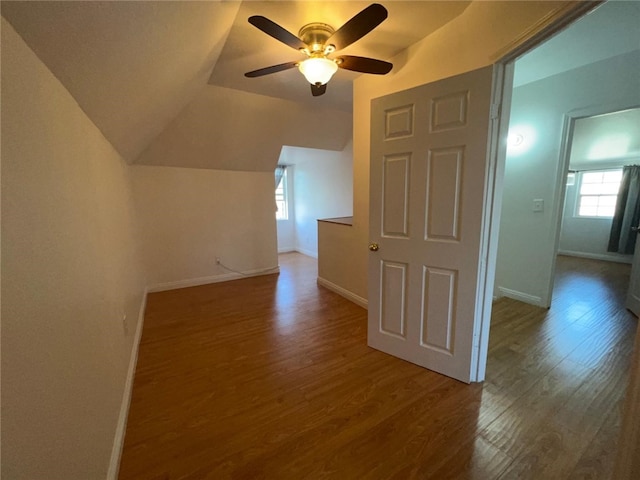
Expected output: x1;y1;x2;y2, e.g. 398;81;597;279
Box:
598;206;615;217
599;183;621;195
582;171;603;184
577;169;622;218
580;196;599;206
579;206;598;216
599;195;617;207
275;168;288;220
580;184;604;195
603;170;623;183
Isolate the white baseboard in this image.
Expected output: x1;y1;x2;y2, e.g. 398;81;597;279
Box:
557;250;632;265
278;247;295;253
317;276;368;309
147;266;280;293
108;289;148;480
295;247;318;259
497;286;544;307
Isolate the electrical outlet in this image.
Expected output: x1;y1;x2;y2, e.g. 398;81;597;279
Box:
216;257;221;265
122;312;129;335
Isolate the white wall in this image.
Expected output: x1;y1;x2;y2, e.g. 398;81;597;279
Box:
1;19;146;479
559;168;636;264
279;142;354;258
496;50;640;306
131;165;278;289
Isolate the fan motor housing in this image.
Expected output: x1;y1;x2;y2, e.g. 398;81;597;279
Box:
298;23;335;53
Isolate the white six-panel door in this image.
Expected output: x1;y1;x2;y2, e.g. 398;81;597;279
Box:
368;66;495;383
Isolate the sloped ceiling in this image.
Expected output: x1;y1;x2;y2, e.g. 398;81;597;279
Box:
1;1;240;163
134;85;354;172
1;1;472;170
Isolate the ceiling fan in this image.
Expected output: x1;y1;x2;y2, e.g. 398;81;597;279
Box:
244;3;393;97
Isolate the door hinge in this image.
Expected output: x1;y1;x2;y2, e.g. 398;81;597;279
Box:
490;103;500;120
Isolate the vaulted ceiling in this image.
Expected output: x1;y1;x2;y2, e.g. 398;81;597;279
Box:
0;1;471;170
1;1;241;163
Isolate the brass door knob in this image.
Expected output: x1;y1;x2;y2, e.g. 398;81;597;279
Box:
368;243;379;252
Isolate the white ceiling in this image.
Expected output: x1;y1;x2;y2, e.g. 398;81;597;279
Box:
208;1;471;112
514;0;640;87
570;108;640;168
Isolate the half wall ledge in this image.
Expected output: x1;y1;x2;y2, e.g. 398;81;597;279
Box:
318;216;353;226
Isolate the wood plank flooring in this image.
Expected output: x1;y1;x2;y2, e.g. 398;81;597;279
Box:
119;253;637;479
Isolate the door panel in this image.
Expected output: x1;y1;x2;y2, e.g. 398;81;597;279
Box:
380;261;408;338
369;66;495;383
421;266;456;353
384;104;414;139
430;91;468;131
426;147;463;240
382;154;410;237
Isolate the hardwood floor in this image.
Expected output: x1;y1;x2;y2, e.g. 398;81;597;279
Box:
119;253;637;479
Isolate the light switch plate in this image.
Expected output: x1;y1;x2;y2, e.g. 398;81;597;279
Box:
533;199;544;212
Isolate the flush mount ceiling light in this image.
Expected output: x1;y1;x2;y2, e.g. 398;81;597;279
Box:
244;4;393;97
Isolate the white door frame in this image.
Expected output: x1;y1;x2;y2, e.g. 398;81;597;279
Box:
472;1;602;381
470;62;514;381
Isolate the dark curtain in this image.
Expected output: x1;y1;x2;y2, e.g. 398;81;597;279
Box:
608;165;640;254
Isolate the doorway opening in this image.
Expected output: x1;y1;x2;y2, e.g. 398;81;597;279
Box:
556;107;640;303
493;0;640;311
274;142;354;258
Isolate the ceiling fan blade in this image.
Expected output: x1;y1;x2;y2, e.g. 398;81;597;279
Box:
310;83;327;97
245;61;298;78
326;4;388;51
336;55;392;75
249;16;308;51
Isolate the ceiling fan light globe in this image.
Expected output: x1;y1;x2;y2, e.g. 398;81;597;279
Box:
298;58;338;86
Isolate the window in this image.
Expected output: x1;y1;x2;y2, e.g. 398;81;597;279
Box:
576;169;622;218
275;167;288;220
